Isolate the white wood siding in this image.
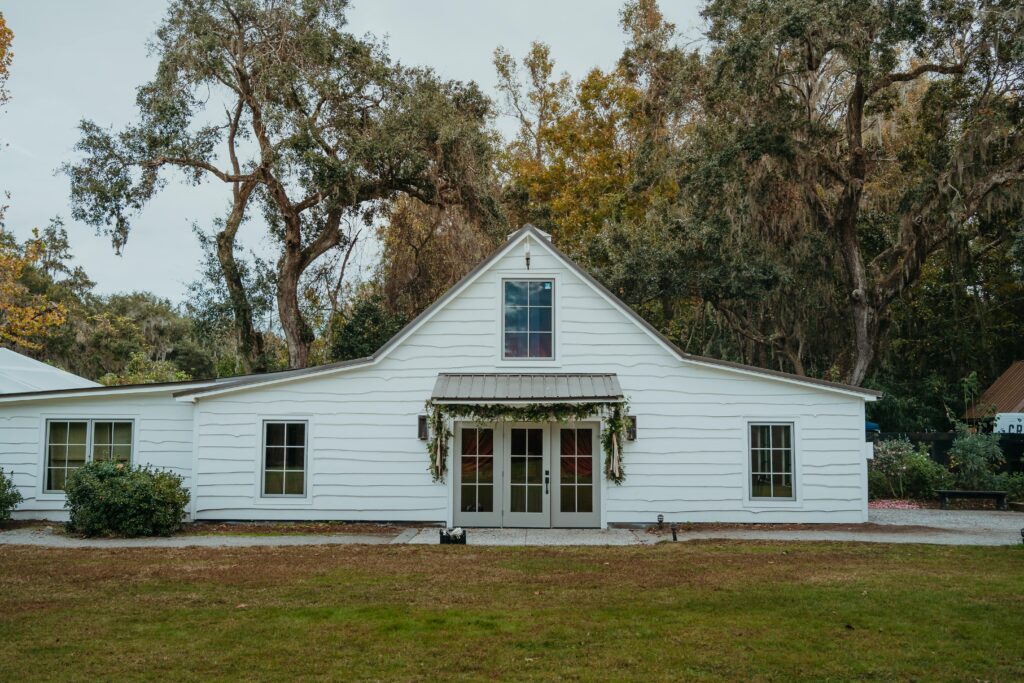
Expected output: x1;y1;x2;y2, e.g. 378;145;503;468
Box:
191;234;869;523
0;393;195;521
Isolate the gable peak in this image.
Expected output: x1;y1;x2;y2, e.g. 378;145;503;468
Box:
508;224;552;242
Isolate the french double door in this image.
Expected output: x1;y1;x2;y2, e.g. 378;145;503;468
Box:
453;421;600;528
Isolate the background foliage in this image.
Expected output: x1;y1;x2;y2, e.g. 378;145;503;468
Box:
1;1;1023;433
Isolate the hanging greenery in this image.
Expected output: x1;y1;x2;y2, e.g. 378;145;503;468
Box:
424;400;629;485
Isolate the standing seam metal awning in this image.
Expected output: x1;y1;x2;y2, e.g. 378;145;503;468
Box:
431;373;623;403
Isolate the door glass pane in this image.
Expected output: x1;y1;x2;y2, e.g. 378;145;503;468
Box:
577;485;593;513
461;455;477;479
576;429;592;455
510;456;526;483
560;485;575;513
527;485;542;512
478;429;493;455
526;457;542;483
461;428;477;455
461;485;476;512
478;456;493;483
478;485;493;512
577;454;593;484
560;456;576;482
560;429;575;455
527;429;542;455
510;429;526;455
510;485;526;512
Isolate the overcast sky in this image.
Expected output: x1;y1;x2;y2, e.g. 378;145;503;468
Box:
0;0;702;302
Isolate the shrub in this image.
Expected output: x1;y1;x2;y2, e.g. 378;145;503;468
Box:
948;423;1005;490
64;461;190;537
989;472;1024;502
867;467;890;500
0;468;24;521
871;437;952;499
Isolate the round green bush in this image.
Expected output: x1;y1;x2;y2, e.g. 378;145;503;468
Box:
0;468;24;521
64;461;190;537
870;437;953;500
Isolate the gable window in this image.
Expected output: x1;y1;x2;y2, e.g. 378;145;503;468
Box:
503;279;553;359
45;419;134;492
263;421;307;496
750;423;794;499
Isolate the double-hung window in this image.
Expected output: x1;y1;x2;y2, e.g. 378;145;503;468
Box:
263;421;307;496
45;419;133;492
750;423;794;499
503;279;553;359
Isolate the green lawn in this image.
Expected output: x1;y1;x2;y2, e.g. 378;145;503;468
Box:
0;541;1021;681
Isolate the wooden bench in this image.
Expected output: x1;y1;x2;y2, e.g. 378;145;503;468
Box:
936;490;1009;511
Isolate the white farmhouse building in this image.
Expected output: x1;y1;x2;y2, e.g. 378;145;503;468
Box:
0;225;879;527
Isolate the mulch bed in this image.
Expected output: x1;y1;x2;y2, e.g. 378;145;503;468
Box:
176;521;409;536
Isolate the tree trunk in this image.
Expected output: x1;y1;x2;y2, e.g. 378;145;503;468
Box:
217;183;268;374
836;78;876;386
276;217;313;369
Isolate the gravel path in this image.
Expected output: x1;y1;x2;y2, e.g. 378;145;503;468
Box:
1;510;1021;548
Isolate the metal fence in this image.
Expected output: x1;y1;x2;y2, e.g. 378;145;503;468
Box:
869;432;1024;474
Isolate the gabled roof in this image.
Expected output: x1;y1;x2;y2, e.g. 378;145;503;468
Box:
173;224;879;401
966;361;1024;418
0;348;99;393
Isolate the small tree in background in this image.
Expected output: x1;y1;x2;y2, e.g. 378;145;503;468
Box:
948;422;1005;491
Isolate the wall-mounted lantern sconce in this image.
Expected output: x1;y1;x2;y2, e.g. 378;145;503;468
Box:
626;415;637;441
524;241;531;270
417;415;428;440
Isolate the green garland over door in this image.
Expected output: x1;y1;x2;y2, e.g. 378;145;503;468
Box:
424;400;629;485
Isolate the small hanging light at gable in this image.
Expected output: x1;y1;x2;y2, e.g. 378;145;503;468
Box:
524;240;532;270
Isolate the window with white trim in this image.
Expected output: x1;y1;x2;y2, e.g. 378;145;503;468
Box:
503;279;553;358
263;421;307;496
750;423;794;499
45;419;134;492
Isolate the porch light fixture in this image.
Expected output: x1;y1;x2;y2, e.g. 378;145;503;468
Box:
524;241;531;270
626;415;637;441
417;415;428;440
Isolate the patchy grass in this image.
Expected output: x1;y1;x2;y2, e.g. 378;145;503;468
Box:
0;542;1021;681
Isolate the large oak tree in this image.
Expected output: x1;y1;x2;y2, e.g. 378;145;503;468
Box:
66;0;500;369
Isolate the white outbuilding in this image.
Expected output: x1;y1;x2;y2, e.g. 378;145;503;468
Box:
0;225;879;526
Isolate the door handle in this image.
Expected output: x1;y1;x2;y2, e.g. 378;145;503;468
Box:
545;469;550;494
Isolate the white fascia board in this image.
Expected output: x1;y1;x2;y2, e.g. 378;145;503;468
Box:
0;382;220;405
